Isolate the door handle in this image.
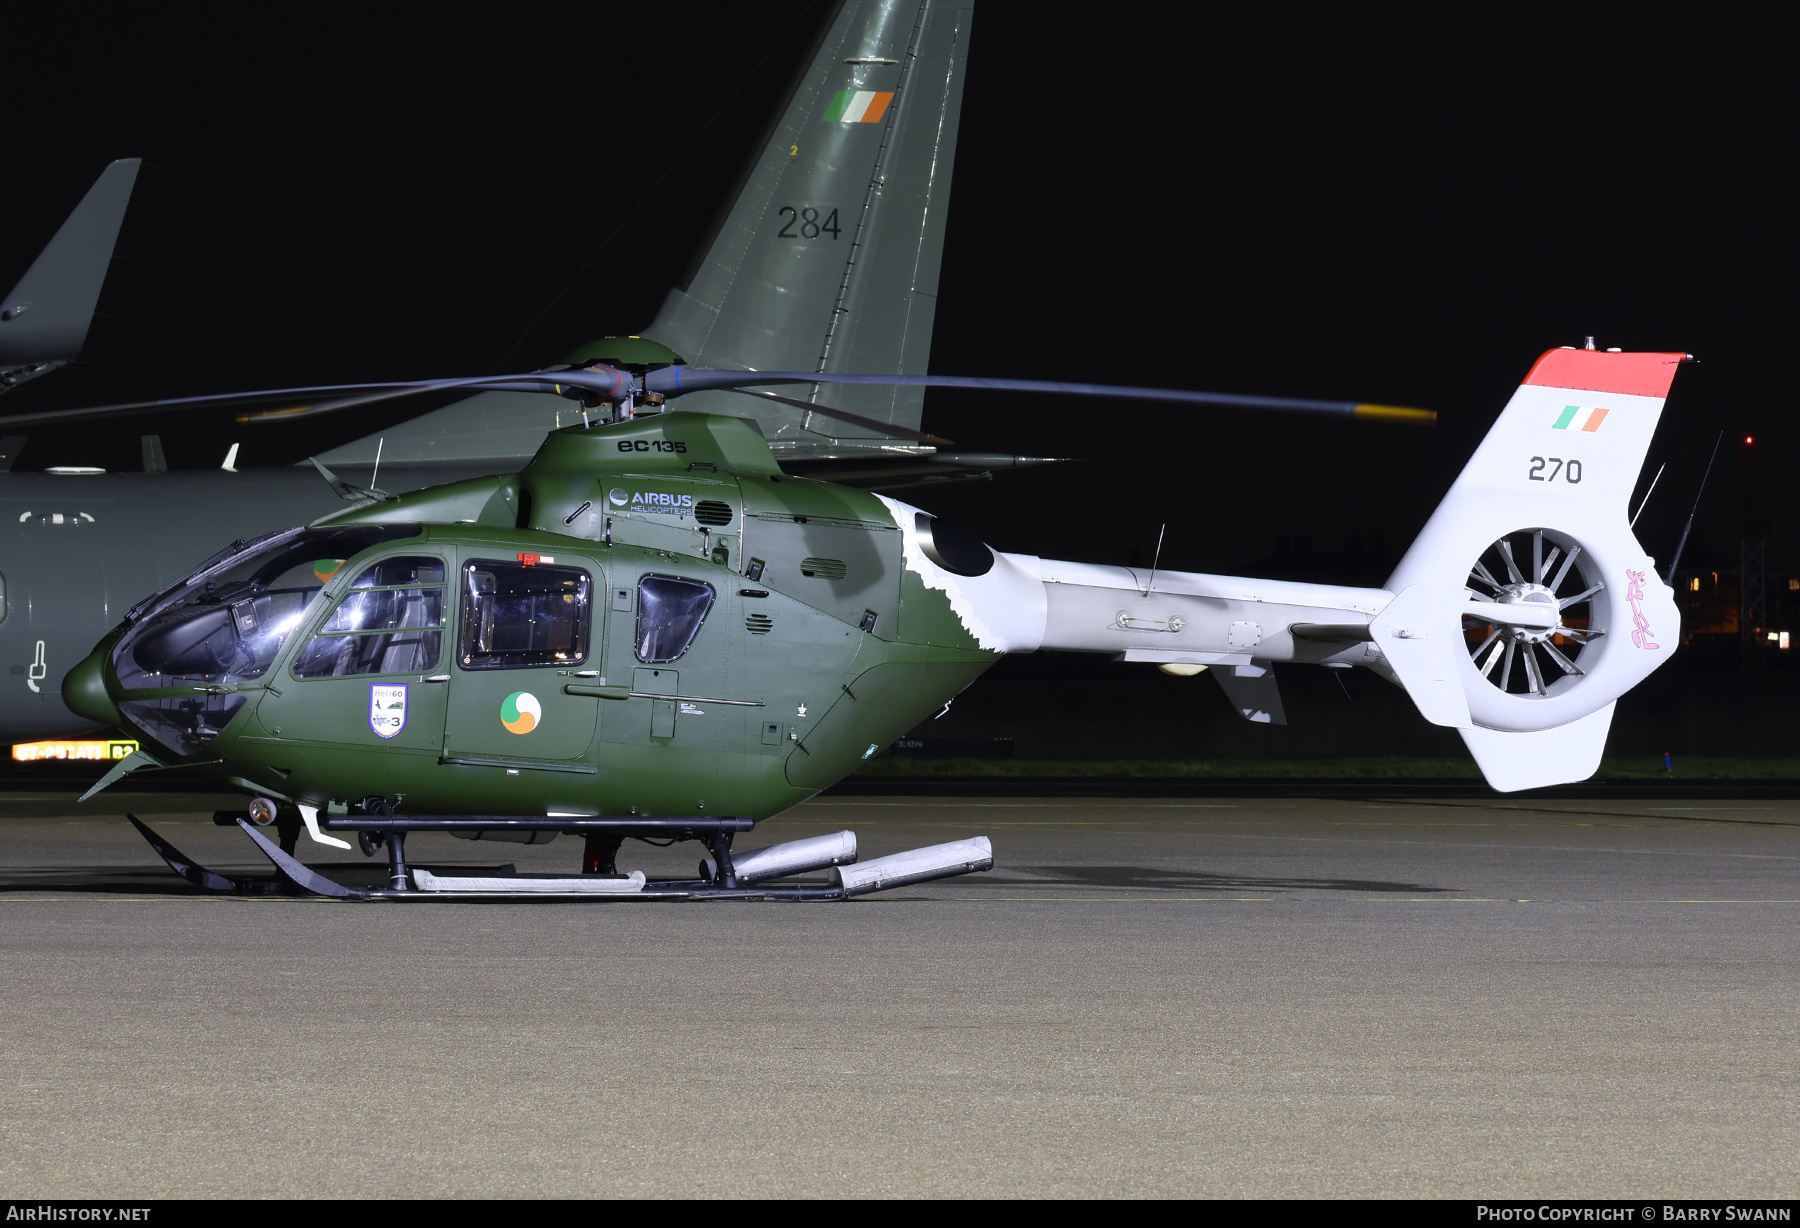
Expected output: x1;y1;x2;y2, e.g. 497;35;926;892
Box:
565;684;630;699
421;675;450;683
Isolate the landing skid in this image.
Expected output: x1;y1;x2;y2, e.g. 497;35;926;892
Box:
123;813;993;902
126;815;286;895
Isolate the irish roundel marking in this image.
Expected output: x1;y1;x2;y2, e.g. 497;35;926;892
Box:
501;691;541;735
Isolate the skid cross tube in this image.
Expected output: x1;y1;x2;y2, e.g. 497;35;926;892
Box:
237;821;362;898
128;814;285;895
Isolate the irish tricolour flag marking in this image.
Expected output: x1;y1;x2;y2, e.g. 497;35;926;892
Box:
1552;405;1611;432
823;89;894;123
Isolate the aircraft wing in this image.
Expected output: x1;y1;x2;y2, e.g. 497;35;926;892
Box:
0;158;142;384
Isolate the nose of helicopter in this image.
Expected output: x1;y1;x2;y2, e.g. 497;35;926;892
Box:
61;647;122;728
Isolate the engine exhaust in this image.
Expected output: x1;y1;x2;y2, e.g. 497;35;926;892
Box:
703;830;857;883
829;837;993;896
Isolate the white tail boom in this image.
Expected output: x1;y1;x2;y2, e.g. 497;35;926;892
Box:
883;347;1689;793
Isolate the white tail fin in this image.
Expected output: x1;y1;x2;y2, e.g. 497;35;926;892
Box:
1376;347;1688;790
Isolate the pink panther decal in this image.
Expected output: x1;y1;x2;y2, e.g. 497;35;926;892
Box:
1625;569;1659;650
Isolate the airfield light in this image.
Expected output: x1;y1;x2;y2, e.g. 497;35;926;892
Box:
1782;632;1791;650
11;739;139;763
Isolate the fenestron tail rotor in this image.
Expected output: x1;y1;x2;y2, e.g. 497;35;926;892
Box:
1462;528;1604;698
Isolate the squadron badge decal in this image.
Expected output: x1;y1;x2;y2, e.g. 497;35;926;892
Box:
370;683;407;739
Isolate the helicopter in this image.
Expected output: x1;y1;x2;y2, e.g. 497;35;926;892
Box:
58;339;1686;901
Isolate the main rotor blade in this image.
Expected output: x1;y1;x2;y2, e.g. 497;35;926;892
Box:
0;373;606;428
0;380;435;428
719;387;953;446
651;368;1435;423
4;362;1433;431
234;378;588;423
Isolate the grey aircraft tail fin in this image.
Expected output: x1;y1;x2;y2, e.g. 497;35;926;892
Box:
0;159;142;377
317;0;972;470
642;0;973;455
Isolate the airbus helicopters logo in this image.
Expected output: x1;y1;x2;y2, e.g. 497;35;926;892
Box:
609;487;696;517
501;692;542;735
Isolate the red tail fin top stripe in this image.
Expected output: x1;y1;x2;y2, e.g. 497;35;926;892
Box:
1523;349;1686;399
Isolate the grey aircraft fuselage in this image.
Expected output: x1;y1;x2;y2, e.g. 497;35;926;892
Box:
0;461;501;740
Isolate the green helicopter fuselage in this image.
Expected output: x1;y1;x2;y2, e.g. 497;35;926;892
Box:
68;411;997;820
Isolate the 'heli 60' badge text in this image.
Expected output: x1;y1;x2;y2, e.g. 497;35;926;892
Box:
369;684;407;738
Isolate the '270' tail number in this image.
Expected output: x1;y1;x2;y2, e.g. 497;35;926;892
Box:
1528;456;1583;483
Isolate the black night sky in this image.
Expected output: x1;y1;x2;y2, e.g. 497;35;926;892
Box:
2;4;1787;586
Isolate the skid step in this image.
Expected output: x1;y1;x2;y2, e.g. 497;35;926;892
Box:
414;869;647;894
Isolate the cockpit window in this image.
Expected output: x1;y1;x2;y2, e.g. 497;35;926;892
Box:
458;560;591;670
293;556;448;679
636;574;715;663
108;524;422;758
114;526;421;689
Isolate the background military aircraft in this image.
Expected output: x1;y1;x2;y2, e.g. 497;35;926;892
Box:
1;2;1788;753
1;158;140;399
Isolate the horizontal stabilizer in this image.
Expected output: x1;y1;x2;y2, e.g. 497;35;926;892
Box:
1368;584;1473;728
